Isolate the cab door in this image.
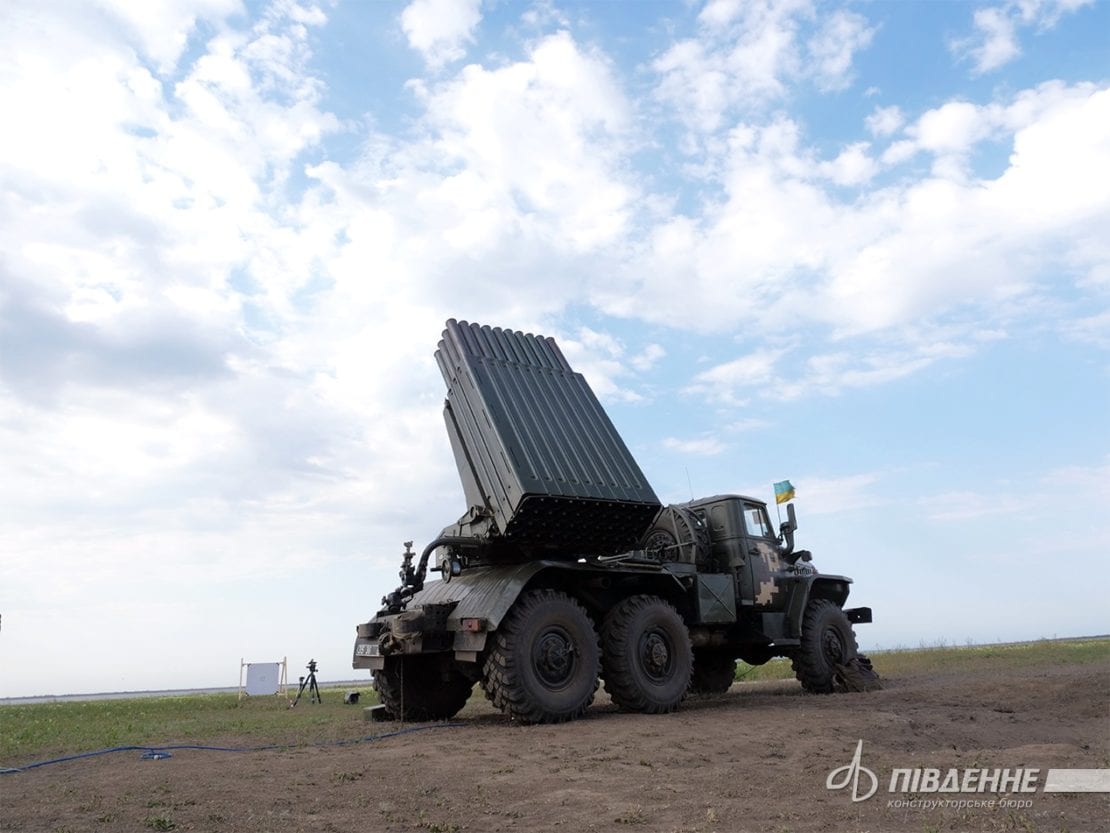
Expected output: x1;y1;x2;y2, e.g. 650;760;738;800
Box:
740;502;787;610
702;499;752;606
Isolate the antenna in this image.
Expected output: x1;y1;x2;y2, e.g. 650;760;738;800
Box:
685;467;694;500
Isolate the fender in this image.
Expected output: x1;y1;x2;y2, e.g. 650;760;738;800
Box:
354;562;550;668
406;561;553;636
784;574;853;638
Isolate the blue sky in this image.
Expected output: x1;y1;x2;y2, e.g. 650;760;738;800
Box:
1;0;1107;697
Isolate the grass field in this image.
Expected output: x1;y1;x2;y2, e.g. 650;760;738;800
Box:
0;687;376;767
736;636;1110;682
3;638;1107;768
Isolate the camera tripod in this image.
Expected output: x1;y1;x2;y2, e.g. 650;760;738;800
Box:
290;659;321;707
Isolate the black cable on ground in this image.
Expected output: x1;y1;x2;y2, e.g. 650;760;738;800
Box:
0;722;466;775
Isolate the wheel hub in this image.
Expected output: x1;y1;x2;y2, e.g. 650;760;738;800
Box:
822;628;845;664
640;631;673;681
533;627;576;688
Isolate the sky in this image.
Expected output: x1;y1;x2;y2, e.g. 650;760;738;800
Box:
1;0;1108;698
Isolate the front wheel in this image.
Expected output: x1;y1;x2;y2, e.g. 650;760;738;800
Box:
481;589;600;724
791;599;859;693
373;655;474;720
601;595;693;713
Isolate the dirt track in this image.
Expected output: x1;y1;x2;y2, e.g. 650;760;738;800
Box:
2;660;1107;833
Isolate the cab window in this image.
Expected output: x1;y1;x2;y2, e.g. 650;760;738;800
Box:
743;504;773;538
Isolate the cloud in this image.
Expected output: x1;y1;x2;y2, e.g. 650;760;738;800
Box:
684;349;785;405
93;0;245;74
1042;455;1110;503
792;472;887;514
726;418;770;432
962;6;1020;73
652;0;875;134
0;272;236;404
0;1;446;686
778;343;973;400
598;79;1110;371
920;490;1026;521
557;327;644;403
1066;310;1110;348
400;0;483;69
663;436;728;456
923;456;1110;522
806;9;875;92
951;0;1094;74
827;82;1110;334
866;105;904;137
817;141;878;186
630;344;667;372
589;78;1110;412
403;30;636;253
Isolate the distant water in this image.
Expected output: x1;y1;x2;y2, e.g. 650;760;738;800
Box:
0;680;369;706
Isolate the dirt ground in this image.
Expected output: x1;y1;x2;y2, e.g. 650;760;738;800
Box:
2;660;1107;833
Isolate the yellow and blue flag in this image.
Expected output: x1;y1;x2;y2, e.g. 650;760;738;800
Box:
773;480;795;504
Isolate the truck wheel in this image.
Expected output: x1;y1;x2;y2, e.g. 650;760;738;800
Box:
481;589;600;724
791;598;859;694
601;595;693;713
689;649;736;695
373;655;474;721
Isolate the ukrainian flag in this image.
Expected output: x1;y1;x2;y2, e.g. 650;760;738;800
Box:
773;480;795;504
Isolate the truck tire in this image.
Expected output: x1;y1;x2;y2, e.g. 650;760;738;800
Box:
373;655;473;721
689;649;736;695
601;595;693;713
481;589;600;724
791;598;859;694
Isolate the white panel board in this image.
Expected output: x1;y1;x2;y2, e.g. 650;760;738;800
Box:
245;662;281;695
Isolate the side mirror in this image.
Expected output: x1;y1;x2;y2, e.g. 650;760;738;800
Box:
778;503;797;556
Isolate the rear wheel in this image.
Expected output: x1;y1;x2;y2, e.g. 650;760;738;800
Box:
601;595;693;713
373;654;474;720
481;590;600;724
791;599;858;693
689;649;736;695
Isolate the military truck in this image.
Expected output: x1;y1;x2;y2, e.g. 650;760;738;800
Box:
353;320;878;724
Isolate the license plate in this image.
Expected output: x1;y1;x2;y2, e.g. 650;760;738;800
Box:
355;642;380;657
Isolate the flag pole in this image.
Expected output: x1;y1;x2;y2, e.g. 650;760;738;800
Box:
772;480;794;528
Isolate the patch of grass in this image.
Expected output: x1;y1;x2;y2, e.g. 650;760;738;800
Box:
735;657;795;682
733;637;1110;684
0;686;378;766
863;638;1110;678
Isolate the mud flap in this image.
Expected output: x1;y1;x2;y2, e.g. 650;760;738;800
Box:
834;654;882;692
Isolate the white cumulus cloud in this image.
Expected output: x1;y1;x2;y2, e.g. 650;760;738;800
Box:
653;0;875;135
951;0;1094;74
400;0;483;69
